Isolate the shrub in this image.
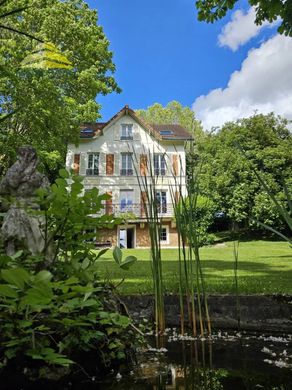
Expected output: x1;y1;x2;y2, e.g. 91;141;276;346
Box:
0;170;139;378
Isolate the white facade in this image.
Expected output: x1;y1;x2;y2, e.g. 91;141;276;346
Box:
66;111;188;218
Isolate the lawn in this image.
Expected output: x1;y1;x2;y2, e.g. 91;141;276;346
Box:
95;240;292;295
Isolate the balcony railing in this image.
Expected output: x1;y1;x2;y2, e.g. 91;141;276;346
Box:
120;169;134;176
98;203;174;219
86;168;99;176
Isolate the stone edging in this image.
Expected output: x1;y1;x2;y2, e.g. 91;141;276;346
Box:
122;294;292;333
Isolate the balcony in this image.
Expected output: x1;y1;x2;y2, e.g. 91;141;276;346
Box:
120;169;134;176
86;168;99;176
98;203;174;219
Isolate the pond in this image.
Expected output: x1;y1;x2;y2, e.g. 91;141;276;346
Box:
2;331;292;389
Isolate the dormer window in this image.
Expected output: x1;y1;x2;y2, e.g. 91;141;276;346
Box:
159;130;173;136
120;124;133;140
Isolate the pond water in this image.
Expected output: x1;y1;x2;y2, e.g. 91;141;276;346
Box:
3;331;292;389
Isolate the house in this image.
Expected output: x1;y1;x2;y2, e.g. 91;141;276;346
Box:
66;105;192;248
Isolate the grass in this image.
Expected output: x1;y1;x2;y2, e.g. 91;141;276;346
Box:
95;240;292;295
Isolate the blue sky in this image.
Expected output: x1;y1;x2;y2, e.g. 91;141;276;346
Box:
87;0;291;129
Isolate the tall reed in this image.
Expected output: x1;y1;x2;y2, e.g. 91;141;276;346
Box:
170;153;211;337
133;148;165;334
233;237;241;330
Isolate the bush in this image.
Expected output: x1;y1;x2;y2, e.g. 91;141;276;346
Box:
178;195;216;247
0;170;139;378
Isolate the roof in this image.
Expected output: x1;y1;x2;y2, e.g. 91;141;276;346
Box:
80;123;105;138
151;124;193;140
79;105;193;141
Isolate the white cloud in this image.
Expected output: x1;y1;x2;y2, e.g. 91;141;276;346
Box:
218;7;278;51
192;34;292;130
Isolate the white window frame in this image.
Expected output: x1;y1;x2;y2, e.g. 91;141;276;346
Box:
120;153;133;176
87;153;99;176
156;190;167;214
120;124;133;140
160;225;169;244
119;189;134;212
84;228;96;243
154;154;166;176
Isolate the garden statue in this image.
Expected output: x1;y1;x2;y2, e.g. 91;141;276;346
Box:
0;146;50;257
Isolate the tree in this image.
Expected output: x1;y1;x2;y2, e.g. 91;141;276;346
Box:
197;113;292;233
195;0;292;37
0;0;120;180
136;101;203;139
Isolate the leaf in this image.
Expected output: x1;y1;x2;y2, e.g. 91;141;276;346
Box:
96;248;109;259
34;270;52;283
11;250;23;259
27;348;74;366
0;284;18;298
21;42;72;70
252;219;292;245
1;268;30;289
0;255;11;268
22;282;53;306
113;246;122;265
59;168;69;179
120;256;137;270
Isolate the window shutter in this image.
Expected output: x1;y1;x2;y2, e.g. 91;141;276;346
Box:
66;151;74;171
114;126;120;141
172;154;179;176
99;153;105;175
73;154;80;174
140;191;148;217
133;123;140;140
140;154;148;176
106;154;114;175
175;191;180;204
105;191;113;215
79;153;87;175
114;153;120;175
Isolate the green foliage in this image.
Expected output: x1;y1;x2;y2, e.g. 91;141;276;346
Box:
0;0;120;179
21;42;73;70
136;100;203;139
197;113;292;233
0;170;138;376
113;246;137;270
35;169;118;267
0;262;133;370
195;0;292;37
245;158;292;244
178;195;216;247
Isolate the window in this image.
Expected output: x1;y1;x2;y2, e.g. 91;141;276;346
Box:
119;190;134;211
156;190;167;214
121;153;133;176
84;228;96;243
154;154;166;176
80;127;95;138
86;153;99;176
120;124;133;140
159;130;173;136
160;226;169;243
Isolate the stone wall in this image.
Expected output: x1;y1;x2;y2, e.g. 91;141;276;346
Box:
122;294;292;333
97;227;117;246
136;221;179;248
136;224;151;247
97;222;180;248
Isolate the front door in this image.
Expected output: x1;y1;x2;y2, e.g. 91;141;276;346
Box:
119;227;135;249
